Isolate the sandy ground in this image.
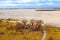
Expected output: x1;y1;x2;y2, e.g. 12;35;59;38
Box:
0;9;60;26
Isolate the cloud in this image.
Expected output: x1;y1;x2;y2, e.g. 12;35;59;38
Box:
0;0;60;8
0;4;19;6
45;2;54;5
0;0;40;3
48;0;60;2
0;1;20;6
0;0;43;7
18;0;31;3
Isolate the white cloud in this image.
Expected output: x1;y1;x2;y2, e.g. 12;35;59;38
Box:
45;3;54;5
0;4;18;6
0;0;56;7
19;0;31;3
1;0;40;3
36;3;44;5
0;2;54;7
20;3;44;6
48;0;60;2
35;2;54;6
45;2;55;6
0;0;41;7
0;1;21;6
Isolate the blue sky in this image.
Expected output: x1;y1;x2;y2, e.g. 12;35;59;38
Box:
0;0;60;8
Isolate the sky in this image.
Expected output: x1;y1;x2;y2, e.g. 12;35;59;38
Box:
0;0;60;8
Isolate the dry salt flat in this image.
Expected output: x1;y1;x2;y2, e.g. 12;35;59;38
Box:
0;9;60;27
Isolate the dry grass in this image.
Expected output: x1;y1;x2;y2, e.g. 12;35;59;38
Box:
0;19;60;40
0;28;42;40
45;25;60;40
0;21;42;40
